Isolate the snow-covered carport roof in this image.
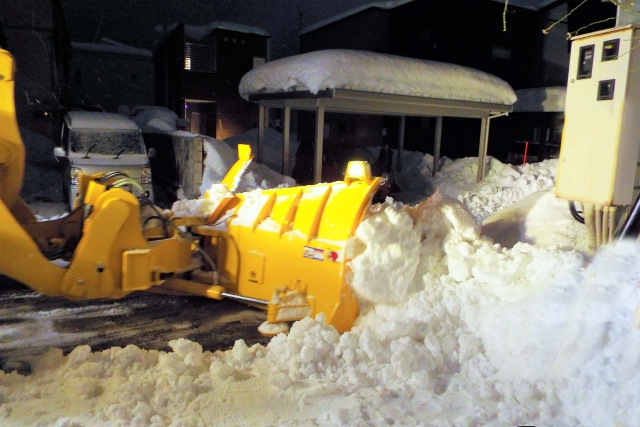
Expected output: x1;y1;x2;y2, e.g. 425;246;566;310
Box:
240;50;517;184
247;88;512;119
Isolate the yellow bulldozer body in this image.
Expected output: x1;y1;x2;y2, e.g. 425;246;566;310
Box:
0;48;383;334
194;165;382;331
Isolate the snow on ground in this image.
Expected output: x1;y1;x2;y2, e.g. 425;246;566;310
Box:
11;142;640;426
369;145;557;222
239;49;517;105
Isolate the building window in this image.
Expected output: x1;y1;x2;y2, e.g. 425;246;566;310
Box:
184;33;217;73
74;69;82;83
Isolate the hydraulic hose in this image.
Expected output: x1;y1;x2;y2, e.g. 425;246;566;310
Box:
569;201;585;224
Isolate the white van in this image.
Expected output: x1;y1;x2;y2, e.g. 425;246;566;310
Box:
54;111;154;209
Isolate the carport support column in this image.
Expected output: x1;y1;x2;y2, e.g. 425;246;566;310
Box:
258;106;266;164
282;106;291;176
433;116;442;177
314;105;325;184
397;116;405;172
476;117;490;183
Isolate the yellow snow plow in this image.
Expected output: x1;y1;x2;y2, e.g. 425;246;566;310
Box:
0;48;383;334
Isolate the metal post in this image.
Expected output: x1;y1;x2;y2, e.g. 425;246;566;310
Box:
258;106;265;164
397;116;405;171
433;116;443;177
283;106;291;176
314;105;325;184
476;117;490;182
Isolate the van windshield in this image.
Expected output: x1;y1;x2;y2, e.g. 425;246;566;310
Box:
69;129;145;155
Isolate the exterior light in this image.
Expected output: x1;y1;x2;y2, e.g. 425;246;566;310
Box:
70;167;83;185
141;167;152;184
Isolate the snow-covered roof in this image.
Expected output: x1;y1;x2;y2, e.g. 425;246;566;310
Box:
299;0;413;36
65;111;140;131
239;49;517;105
166;21;269;41
513;86;566;112
71;39;152;58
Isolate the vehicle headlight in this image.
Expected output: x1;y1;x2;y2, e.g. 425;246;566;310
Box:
141;167;152;184
70;167;83;185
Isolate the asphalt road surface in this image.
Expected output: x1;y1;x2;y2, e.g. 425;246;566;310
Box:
0;275;270;374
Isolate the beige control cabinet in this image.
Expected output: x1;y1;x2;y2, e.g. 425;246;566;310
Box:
556;25;640;206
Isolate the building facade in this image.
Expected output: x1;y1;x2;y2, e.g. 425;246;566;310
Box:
154;22;270;140
297;0;568;160
68;39;154;113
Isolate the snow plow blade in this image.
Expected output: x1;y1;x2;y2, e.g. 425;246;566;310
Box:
194;145;384;333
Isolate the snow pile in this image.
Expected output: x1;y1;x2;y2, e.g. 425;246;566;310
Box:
7;189;640;426
514;86;566;113
200;136;295;196
239;49;517;105
171;184;233;219
224;128;300;175
129;106;179;133
431;157;557;221
367;146;557;221
482;188;589;251
349;203;421;304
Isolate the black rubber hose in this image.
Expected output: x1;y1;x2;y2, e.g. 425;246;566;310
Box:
616;193;640;241
143;215;170;238
569;201;585;224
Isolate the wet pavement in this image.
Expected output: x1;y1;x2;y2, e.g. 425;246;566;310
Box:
0;275;270;374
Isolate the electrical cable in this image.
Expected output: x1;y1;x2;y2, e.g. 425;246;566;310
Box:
569;201;585;224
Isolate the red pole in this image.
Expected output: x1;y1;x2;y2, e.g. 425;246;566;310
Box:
523;141;529;165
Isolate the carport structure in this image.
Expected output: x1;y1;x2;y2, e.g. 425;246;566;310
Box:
239;50;516;184
251;88;512;183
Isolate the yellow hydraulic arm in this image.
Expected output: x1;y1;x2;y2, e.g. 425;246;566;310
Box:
0;49;195;299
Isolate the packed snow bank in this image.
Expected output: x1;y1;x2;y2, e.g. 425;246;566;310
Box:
368;145;557;221
129;106;179;133
200;137;295;196
432;157;557;221
6;193;640;426
171;184;233;219
482;188;588;251
224;128;300;175
240;49;517;105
